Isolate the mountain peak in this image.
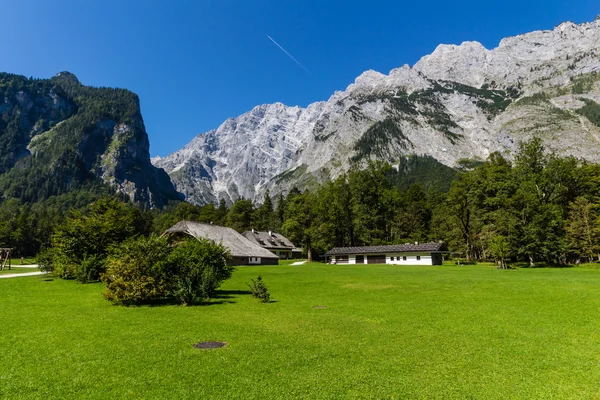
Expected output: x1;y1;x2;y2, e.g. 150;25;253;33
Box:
154;17;600;205
53;71;80;83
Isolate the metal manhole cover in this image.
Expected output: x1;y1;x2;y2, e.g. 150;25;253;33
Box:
193;341;227;349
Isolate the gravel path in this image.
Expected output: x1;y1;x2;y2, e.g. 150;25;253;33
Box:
0;271;47;279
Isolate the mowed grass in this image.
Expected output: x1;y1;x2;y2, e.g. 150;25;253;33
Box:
2;263;600;399
9;257;37;265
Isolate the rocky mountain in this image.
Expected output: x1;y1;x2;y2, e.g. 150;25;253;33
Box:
153;18;600;205
0;72;180;208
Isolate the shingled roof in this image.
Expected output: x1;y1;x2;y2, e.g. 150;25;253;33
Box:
324;242;447;256
241;230;300;251
164;221;278;259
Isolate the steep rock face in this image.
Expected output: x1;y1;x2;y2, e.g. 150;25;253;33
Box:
154;19;600;205
153;102;325;203
0;72;180;207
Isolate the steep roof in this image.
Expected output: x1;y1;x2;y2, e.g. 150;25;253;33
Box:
325;242;447;256
164;221;278;259
242;230;300;251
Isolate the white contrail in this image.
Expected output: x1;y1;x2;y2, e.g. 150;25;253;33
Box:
267;35;311;75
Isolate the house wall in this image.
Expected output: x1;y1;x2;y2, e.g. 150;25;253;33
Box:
334;253;439;265
387;253;433;266
261;257;279;265
270;249;292;259
431;253;443;265
231;256;279;266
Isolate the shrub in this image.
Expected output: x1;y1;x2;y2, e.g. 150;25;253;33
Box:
167;238;233;305
102;235;173;305
36;248;55;274
248;276;270;303
103;236;233;306
75;254;106;283
48;197;150;283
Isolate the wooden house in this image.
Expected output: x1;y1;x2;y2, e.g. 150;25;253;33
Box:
242;229;302;259
164;221;279;265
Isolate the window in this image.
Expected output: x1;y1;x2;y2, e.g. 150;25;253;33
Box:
402;256;407;261
390;256;394;261
416;256;421;261
336;255;349;264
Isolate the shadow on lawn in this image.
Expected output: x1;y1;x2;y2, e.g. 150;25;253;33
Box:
214;289;252;299
112;290;252;307
129;298;238;307
514;262;574;269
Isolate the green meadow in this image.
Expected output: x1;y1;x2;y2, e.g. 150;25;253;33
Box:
1;262;600;399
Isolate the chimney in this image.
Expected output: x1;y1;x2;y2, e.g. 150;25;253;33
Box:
269;231;272;237
252;228;255;233
415;241;418;245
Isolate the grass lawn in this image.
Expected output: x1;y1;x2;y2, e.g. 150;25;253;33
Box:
2;263;600;399
9;257;37;265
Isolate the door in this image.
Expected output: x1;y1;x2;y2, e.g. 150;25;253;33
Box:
367;255;386;264
356;255;364;264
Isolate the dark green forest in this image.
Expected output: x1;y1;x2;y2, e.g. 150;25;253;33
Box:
2;138;600;269
152;138;600;266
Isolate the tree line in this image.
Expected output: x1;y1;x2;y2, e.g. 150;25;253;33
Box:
1;138;600;267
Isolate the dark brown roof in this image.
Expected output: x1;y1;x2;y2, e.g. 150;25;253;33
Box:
242;230;300;251
325;242;446;256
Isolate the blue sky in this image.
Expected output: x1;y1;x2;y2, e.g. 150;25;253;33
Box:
1;1;598;156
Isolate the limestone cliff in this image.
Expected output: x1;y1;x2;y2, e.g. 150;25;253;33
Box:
154;19;600;204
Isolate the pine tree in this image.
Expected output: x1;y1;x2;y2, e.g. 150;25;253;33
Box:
566;197;600;262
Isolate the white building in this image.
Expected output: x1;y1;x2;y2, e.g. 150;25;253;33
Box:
324;242;447;266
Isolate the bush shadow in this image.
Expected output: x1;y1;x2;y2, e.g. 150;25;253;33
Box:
115;298;237;308
214;289;252;299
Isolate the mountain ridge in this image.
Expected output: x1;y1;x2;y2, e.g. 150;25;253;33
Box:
154;18;600;205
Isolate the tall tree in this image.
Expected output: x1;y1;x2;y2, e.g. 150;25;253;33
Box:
215;198;228;225
512;139;570;264
276;192;286;228
348;162;394;245
445;172;482;261
565;197;600;262
254;190;277;231
226;198;254;232
282;191;316;261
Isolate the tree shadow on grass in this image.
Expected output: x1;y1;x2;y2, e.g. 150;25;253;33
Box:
106;289;253;308
214;289;252;299
117;298;237;308
515;263;574;269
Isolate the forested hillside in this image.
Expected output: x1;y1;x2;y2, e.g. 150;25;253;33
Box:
154;138;600;266
0;72;179;207
3;136;600;268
